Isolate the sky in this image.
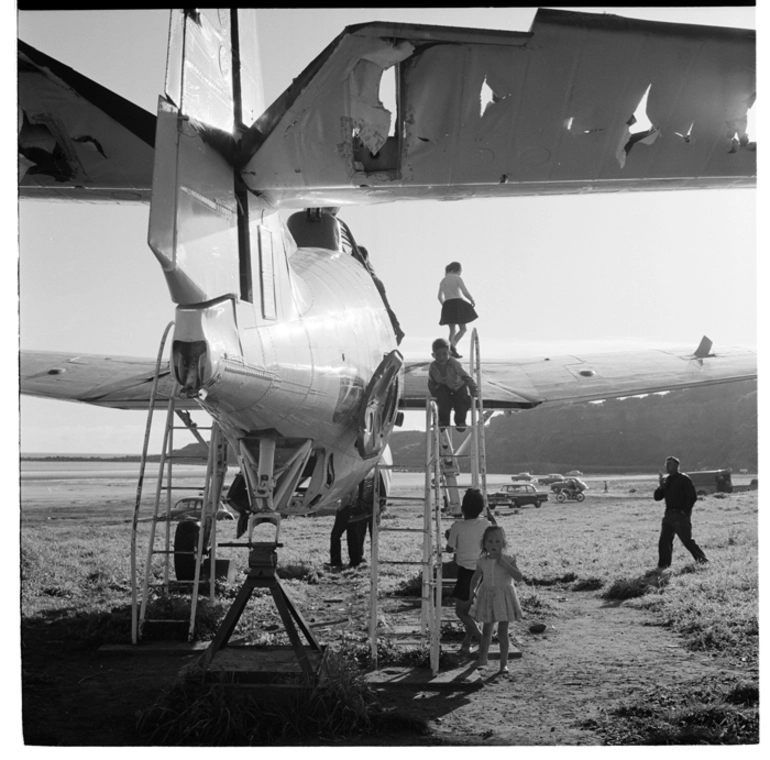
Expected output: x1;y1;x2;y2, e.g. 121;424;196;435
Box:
14;7;760;454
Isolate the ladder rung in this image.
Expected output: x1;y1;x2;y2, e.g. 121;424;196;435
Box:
159;486;205;491
143;618;189;624
379;527;427;533
146;581;198;588
151;549;200;556
379;560;426;566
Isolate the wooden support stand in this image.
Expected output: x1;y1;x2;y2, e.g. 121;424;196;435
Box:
199;542;322;682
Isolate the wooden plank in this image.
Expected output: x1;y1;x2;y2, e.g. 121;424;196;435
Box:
206;646;324;674
98;641;209;654
365;664;484;690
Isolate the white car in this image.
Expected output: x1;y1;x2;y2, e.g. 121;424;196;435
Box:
511;472;533;481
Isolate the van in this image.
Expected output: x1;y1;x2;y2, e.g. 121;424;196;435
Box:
688;469;733;497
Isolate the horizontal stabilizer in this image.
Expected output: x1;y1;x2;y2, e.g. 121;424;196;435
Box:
18;41;156;203
242;9;755;209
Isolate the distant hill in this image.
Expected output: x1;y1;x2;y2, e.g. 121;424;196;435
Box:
388;380;757;473
24;380;756;473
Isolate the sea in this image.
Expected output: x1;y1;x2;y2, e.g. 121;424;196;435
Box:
20;459;661;487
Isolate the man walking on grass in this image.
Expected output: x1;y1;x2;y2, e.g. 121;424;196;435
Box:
654;456;708;570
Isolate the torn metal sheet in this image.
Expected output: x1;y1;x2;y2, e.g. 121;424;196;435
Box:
18;41;156;203
241;9;755;208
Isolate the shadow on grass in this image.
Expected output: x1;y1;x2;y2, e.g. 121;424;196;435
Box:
137;651;431;745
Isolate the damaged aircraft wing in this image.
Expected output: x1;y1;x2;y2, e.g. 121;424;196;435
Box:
401;341;757;410
18;40;156;203
241;8;756;208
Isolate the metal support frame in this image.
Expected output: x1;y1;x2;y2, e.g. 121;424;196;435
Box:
200;528;322;681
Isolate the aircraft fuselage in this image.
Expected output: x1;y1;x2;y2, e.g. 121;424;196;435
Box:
170;231;400;513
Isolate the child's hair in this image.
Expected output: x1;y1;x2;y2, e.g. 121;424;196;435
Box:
432;337;450;353
461;488;485;519
480;525;507;553
445;261;462;274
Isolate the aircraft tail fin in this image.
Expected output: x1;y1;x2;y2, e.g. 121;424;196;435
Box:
164;9;265;133
148;10;266;306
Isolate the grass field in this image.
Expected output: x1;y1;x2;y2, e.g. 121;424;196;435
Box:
20;474;759;744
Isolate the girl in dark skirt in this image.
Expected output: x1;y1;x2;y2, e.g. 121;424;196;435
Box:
438;262;478;358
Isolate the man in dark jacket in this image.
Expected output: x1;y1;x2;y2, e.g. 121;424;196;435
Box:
654;456;708;569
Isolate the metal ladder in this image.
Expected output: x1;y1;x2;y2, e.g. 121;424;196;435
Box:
130;323;229;643
369;328;491;675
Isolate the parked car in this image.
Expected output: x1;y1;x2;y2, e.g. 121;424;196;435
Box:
551;478;588;494
537;473;564;485
511;472;533;481
489;483;549;509
566;470;583;477
688;469;733;497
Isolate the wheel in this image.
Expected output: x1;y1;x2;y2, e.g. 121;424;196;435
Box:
697;490;707;498
576;492;585;502
174;520;200;581
535;500;542;508
511;500;519;509
556;492;566;503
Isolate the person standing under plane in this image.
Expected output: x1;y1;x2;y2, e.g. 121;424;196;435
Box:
654;456;708;570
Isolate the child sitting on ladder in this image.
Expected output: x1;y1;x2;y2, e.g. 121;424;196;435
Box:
470;525;523;677
427;338;478;433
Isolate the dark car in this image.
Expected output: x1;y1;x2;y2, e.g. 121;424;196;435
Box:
537;473;565;485
551;478;588;494
164;497;234;522
488;483;549;509
511;472;533;481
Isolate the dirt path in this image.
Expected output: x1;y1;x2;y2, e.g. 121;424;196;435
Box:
392;588;746;745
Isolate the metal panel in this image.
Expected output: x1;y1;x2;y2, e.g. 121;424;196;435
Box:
242;9;755;207
148;99;239;305
18;41;155;202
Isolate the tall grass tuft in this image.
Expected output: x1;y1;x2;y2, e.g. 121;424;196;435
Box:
137;651;426;744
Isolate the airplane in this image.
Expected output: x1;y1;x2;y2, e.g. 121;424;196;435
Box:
19;9;756;537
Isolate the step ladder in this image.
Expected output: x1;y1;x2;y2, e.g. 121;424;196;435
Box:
130;322;230;644
369;328;492;675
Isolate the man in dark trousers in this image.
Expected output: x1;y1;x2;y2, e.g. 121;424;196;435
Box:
654;456;708;569
329;488;364;568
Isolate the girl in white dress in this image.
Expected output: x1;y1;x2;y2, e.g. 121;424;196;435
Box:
470;525;523;675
